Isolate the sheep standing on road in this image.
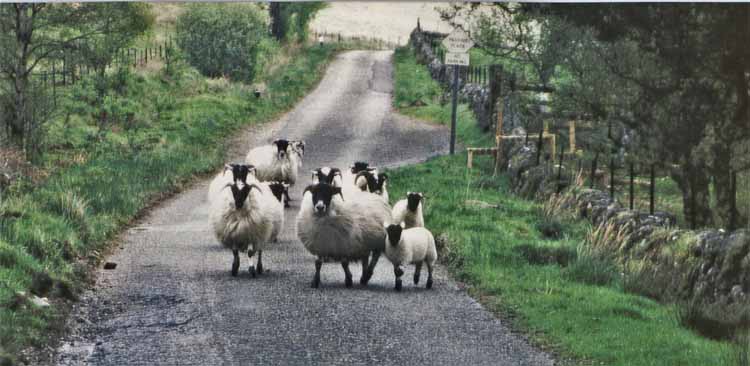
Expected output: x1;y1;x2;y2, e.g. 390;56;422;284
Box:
383;223;437;291
208;163;281;277
391;192;425;228
296;182;391;288
245;139;299;186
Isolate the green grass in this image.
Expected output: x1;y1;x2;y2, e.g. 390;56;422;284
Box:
388;46;737;365
0;43;335;363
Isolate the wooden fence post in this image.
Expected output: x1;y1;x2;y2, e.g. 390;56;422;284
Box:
556;142;565;193
649;163;656;215
569;120;576;153
629;162;635;210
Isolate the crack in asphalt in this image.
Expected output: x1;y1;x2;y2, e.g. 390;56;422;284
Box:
53;51;554;366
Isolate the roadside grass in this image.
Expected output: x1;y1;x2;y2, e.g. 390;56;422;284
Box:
0;43;335;363
389;46;737;365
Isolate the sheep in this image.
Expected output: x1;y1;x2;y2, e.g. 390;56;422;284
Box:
245;139;299;185
209;164;281;277
383;223;437;291
391;192;425;229
343;161;377;191
264;180;291;208
256;181;285;243
290;140;305;168
296;182;391;288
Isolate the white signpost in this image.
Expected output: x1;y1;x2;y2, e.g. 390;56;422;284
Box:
442;29;474;154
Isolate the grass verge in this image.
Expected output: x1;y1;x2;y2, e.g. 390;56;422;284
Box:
388;46;737;365
0;43;335;363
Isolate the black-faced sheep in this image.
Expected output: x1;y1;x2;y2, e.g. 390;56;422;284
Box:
245;139;299;185
391;192;425;228
296;182;391;288
384;223;437;291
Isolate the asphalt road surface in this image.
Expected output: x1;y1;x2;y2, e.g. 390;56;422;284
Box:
55;51;554;366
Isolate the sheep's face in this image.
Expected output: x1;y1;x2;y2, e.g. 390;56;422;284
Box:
356;171;378;192
406;192;423;212
374;173;388;193
292;140;305;157
304;183;343;216
226;163;255;184
385;223;404;246
312;167;341;185
267;181;288;203
273;139;291;160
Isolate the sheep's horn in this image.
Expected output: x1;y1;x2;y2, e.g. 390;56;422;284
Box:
248;184;262;194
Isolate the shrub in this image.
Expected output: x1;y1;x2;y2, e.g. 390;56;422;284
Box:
536;218;565;239
515;243;576;266
176;4;268;82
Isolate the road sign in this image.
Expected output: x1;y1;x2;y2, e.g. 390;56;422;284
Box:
445;52;469;66
442;29;474;53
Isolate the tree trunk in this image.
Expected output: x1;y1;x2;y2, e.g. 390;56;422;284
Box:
9;4;33;148
711;142;739;230
269;3;284;41
671;159;713;229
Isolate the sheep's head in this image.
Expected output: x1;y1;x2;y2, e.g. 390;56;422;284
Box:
273;139;291;160
384;222;405;246
228;181;262;209
312;167;342;186
406;192;424;212
304;183;343;216
225;163;256;184
267;181;289;203
355;170;378;192
374;173;388;194
351;161;376;174
291;140;305;157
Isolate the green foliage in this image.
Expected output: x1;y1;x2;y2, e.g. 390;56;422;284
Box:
0;41;334;361
176;4;268;82
387;45;737;365
271;2;326;42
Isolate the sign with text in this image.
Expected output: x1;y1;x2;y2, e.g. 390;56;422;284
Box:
445;52;469;66
442;29;474;53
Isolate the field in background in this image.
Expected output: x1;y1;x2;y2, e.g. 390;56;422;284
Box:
388;46;739;366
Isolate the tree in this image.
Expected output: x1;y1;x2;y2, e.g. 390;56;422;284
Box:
535;4;750;229
268;2;325;43
0;3;152;159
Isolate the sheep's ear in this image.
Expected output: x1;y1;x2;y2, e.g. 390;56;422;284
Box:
247;166;257;176
303;185;315;196
224;164;234;172
400;222;405;229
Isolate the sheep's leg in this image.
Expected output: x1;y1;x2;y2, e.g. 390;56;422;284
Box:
341;261;353;288
393;264;404;291
359;256;370;285
426;261;433;289
247;248;256;277
283;190;292;208
231;250;240;277
256;250;264;275
414;262;422;284
362;251;381;285
311;258;322;288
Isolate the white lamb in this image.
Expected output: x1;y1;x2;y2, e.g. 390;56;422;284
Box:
245;139;298;185
209;166;281;277
383;223;437;291
296;182;391;288
391;192;425;228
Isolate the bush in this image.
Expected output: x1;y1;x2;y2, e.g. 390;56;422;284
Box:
515;243;576;266
564;246;619;286
176;4;268;82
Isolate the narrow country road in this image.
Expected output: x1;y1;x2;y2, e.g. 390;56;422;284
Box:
55;51;554;366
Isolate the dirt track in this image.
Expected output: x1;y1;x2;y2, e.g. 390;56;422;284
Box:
54;51;553;366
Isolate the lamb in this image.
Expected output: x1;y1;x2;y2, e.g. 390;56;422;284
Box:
245;139;299;185
391;192;425;228
209;163;282;277
383;223;437;291
296;182;391;288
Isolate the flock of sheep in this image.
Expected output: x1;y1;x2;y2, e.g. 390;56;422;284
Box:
206;139;437;291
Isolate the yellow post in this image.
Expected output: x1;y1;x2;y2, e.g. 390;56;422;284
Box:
493;100;504;176
569;120;576;154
